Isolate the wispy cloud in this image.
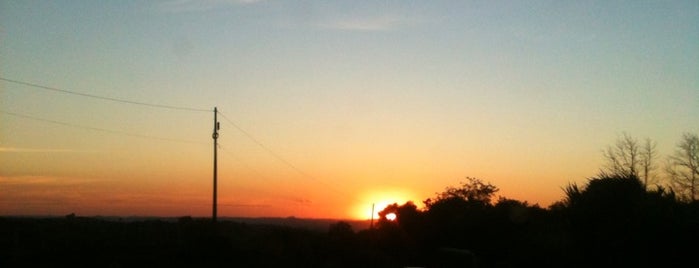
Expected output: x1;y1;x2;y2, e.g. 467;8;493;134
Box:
218;202;271;208
156;0;264;13
0;175;100;186
0;147;96;153
318;14;420;32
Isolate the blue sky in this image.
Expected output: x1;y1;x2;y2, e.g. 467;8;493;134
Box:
1;0;697;218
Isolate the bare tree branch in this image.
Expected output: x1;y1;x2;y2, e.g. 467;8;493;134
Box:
601;132;641;178
666;133;699;202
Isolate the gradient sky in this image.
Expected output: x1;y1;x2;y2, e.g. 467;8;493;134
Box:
1;1;697;219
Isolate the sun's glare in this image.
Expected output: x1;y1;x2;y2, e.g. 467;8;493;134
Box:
352;189;419;220
385;213;397;221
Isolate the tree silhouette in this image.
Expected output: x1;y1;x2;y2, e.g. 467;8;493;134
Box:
666;132;699;202
5;171;696;268
424;177;499;208
562;174;681;266
640;138;658;190
600;133;659;191
601;132;641;177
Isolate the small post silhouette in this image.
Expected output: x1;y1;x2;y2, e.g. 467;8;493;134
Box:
370;203;375;229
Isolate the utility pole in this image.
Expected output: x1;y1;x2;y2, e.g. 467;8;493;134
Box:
212;107;220;222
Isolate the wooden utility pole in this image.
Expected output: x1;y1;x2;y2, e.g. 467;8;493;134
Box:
212;107;220;222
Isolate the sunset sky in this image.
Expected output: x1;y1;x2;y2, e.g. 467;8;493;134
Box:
1;1;697;219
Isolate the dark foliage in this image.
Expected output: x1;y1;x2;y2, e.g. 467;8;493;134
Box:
366;175;698;267
561;174;694;267
2;175;697;267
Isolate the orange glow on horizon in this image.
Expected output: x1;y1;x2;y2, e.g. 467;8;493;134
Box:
351;189;421;220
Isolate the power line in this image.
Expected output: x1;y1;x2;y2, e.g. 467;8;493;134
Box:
218;144;265;177
217;110;360;202
1;110;207;145
1;77;363;208
219;144;310;204
0;77;211;112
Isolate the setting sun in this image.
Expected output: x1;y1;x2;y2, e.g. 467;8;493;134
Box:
1;1;695;266
352;189;420;220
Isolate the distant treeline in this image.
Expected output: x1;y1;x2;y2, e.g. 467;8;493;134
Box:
368;175;698;267
2;174;698;268
2;132;697;267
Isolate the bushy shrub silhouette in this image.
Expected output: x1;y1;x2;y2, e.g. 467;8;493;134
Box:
563;174;686;266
